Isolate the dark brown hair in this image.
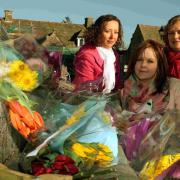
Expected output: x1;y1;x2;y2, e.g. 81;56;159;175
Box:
84;14;123;49
163;15;180;47
126;39;169;93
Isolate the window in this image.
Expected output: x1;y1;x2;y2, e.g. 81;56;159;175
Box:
77;37;85;47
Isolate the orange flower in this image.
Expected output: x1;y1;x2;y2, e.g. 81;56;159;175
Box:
7;100;45;138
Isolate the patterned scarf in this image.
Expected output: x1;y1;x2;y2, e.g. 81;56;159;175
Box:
121;75;170;114
166;48;180;79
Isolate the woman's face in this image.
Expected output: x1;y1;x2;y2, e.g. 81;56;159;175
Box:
135;47;158;84
168;20;180;51
98;20;119;49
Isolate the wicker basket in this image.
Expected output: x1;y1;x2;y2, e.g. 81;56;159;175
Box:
0;163;72;180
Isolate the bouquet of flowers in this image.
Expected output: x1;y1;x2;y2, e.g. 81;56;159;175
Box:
0;34;62;139
1;36;138;179
12;90;138;179
0;41;47;140
116;95;180;179
23;94;118;174
138;110;180;180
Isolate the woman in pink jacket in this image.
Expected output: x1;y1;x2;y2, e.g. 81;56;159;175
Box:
73;14;123;93
163;15;180;78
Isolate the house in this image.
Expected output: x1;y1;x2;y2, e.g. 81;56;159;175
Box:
128;24;164;54
0;10;95;82
0;10;94;48
122;24;164;63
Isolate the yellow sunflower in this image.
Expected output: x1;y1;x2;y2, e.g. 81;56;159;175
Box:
16;70;38;91
8;60;38;91
9;60;29;73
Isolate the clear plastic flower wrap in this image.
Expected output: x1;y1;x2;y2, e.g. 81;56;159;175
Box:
116;97;180;180
0;37;137;178
139;110;180;180
26;92;120;157
1;33;63;93
19;91;138;179
0;37;52;141
1;36;51;88
127;112;175;166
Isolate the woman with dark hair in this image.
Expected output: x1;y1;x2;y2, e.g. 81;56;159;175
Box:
163;15;180;79
119;39;180;179
122;39;180;113
73;14;123;93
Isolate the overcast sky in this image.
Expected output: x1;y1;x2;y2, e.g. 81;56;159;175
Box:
0;0;179;47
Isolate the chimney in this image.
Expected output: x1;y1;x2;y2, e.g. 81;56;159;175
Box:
84;17;93;28
159;26;165;40
4;10;13;22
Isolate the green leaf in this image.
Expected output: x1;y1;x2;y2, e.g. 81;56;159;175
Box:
64;149;82;165
43;152;58;161
0;79;36;110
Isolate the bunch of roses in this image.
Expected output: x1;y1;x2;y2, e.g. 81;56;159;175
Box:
31;154;79;176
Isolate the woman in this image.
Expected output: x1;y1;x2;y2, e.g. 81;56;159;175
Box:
120;39;180;179
73;14;123;93
122;39;180;112
163;15;180;79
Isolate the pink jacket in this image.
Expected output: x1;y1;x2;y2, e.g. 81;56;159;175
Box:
73;44;121;91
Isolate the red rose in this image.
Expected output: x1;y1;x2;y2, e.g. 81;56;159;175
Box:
46;167;53;173
52;161;65;170
66;163;79;175
31;162;46;176
31;154;78;176
55;154;75;164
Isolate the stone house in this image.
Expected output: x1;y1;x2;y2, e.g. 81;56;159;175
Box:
122;24;164;63
0;10;95;82
128;24;164;54
0;10;93;49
